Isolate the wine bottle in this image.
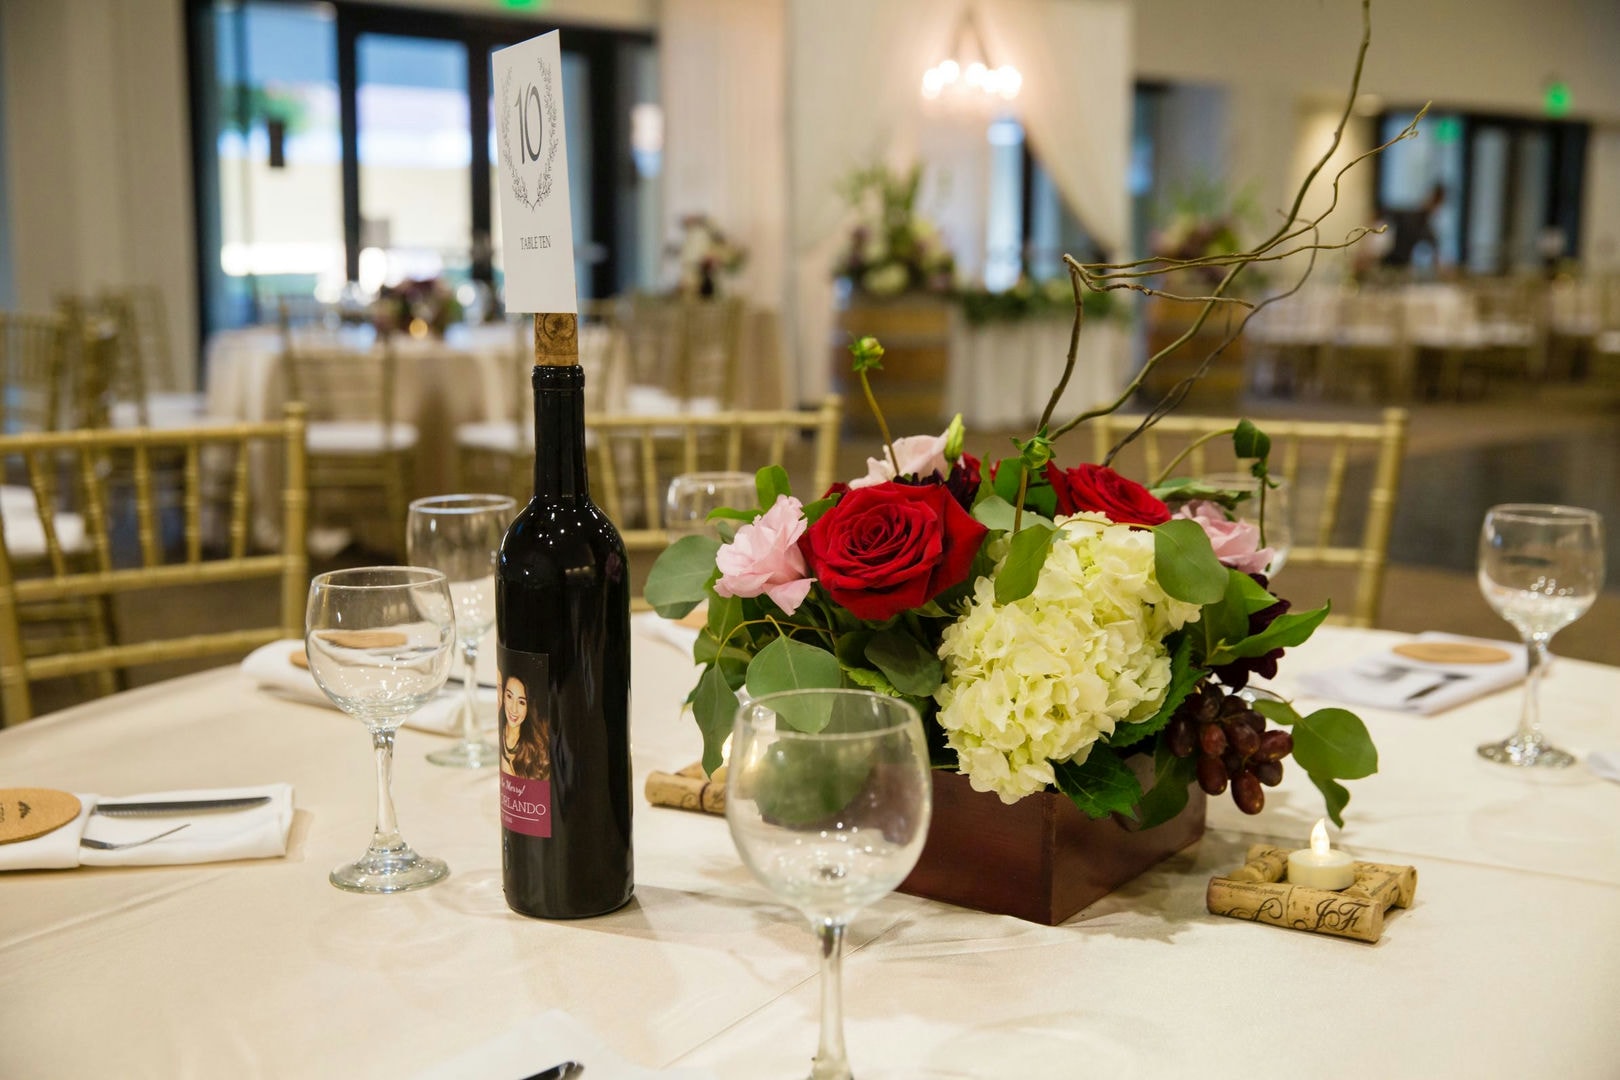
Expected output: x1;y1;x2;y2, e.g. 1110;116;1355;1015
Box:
497;313;633;918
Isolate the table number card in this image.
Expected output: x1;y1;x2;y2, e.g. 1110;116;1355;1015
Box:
491;31;578;315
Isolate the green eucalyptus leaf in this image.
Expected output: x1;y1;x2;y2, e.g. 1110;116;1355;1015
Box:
1110;635;1201;749
693;630;749;690
706;590;747;650
1251;696;1304;726
1052;747;1143;821
705;506;759;523
1207;603;1330;664
1152;519;1228;605
843;666;901;697
745;636;843;732
755;464;791;508
644;535;721;618
994;523;1057;604
1292;708;1378;780
694;664;738;775
865;629;944;697
991;456;1025;503
1233;419;1271;462
1135;740;1198;829
802;495;838;524
1308;773;1351;828
972;493;1019;533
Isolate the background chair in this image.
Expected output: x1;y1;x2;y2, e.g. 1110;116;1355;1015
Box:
589;396;843;551
0;312;73;434
0;405;308;724
282;336;415;555
1090;407;1408;627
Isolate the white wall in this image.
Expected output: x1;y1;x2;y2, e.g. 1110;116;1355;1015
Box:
1;0;197;388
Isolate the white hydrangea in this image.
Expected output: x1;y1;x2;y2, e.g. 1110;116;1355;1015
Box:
935;513;1202;804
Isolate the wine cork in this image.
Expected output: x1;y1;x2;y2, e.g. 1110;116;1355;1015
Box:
1229;845;1290;883
533;313;579;367
644;769;726;815
1205;877;1385;943
1346;862;1418;908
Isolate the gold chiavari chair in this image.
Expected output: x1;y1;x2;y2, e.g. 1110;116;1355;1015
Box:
0;312;74;434
99;286;209;430
0;405;308;724
622;294;746;410
282;335;415;556
589;396;843;552
1091;408;1408;628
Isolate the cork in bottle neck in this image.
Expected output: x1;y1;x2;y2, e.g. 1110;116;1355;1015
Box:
532;313;579;367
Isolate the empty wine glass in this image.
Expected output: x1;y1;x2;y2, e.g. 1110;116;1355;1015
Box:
306;566;456;892
665;471;758;539
727;690;932;1080
1477;504;1605;768
407;493;516;768
1200;471;1294;576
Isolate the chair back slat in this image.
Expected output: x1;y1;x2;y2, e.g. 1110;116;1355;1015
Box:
0;406;309;723
0;313;72;434
229;440;252;560
1090;408;1408;627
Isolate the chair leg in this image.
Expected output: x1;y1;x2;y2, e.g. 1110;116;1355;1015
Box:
386;452;412;558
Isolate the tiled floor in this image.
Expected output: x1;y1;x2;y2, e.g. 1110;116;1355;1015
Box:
13;385;1620;723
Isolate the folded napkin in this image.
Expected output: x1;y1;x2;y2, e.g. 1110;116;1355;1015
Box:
241;639;494;734
1587;752;1620;784
1297;632;1527;714
632;610;701;658
0;784;294;871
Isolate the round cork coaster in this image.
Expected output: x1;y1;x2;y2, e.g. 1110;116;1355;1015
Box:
0;788;82;845
288;648;309;670
1393;641;1513;665
314;630;408;650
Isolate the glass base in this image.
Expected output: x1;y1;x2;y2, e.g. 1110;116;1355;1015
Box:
330;846;449;893
1477;736;1575;769
427;738;500;768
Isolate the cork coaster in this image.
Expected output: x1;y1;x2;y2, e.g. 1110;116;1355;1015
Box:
1393;641;1512;665
0;788;82;845
288;649;309;670
312;630;408;650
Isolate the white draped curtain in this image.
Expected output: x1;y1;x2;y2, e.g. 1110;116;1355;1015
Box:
785;0;1133;403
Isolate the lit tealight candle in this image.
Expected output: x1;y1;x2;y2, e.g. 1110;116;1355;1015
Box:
1286;819;1356;890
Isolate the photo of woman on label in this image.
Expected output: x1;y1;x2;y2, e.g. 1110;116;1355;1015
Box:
499;670;551;781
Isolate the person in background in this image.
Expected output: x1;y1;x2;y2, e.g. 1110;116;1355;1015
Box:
1380;182;1447;269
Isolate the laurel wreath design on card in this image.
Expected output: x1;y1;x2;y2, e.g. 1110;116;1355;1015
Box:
498;57;560;212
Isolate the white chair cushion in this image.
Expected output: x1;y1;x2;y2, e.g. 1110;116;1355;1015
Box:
110;394;218;431
1;485;87;558
455;421;526;454
306;421;419;454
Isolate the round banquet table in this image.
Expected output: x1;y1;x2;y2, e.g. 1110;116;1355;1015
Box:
2;623;1618;1079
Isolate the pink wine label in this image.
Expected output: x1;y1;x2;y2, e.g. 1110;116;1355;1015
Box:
498;645;553;838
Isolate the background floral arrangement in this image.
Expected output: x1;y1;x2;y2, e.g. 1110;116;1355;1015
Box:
647;338;1377;828
370;277;462;338
669;213;748;299
955;276;1124;326
834;163;956;298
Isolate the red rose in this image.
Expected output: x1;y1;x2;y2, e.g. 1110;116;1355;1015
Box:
800;481;987;622
1044;463;1170;526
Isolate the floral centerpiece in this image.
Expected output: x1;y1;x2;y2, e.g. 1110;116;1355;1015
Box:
956;275;1123;326
669;213;748;299
646;336;1376;830
834;163;956;298
370;277;463;338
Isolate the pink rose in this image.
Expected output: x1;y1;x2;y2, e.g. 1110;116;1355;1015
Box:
714;494;815;614
848;432;952;490
1174;500;1275;575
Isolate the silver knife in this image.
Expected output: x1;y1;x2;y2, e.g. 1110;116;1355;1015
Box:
93;796;272;817
521;1062;584;1080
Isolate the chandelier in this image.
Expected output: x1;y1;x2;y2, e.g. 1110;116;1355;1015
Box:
920;8;1022;107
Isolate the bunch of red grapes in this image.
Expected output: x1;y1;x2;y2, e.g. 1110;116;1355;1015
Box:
1163;683;1292;814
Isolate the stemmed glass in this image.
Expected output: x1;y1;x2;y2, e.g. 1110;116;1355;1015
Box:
1477;504;1605;768
1202;471;1294;576
407;493;516;768
306;566;457;892
726;690;932;1080
666;471;758;539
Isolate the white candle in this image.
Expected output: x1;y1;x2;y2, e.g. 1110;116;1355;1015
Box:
1286;819;1356;890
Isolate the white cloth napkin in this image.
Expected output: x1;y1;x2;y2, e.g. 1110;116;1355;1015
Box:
1586;752;1620;784
1297;631;1527;714
632;611;700;658
0;784;294;871
416;1009;717;1080
241;639;494;734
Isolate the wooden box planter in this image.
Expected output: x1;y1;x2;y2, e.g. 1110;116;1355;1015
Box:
833;294;951;432
898;769;1207;926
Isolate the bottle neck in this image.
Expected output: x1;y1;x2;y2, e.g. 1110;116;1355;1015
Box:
531;364;589;500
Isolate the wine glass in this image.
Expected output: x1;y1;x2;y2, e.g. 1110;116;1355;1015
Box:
665;471;758;539
407;493;516;768
727;690;932;1080
1200;471;1293;576
1477;504;1605;768
306;566;457;892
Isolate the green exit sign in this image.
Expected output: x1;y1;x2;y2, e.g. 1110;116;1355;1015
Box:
500;0;548;9
1545;82;1572;117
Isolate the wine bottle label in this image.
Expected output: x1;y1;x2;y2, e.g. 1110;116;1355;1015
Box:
497;645;553;838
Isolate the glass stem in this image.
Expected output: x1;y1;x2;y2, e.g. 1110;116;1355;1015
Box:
371;727;403;854
1516;633;1551;750
810;920;851;1080
461;640;480;746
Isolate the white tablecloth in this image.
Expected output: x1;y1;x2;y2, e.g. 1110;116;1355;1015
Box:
946;316;1129;429
2;625;1618;1078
